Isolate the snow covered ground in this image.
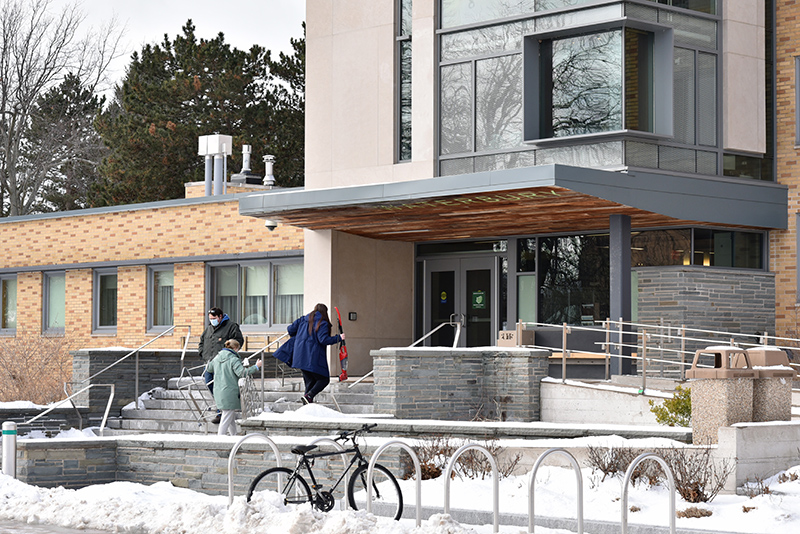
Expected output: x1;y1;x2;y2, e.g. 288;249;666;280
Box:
2;405;800;533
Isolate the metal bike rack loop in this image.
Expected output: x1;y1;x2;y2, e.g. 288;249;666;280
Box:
307;437;350;510
621;452;676;534
227;433;282;507
444;443;499;533
528;447;584;534
367;440;422;527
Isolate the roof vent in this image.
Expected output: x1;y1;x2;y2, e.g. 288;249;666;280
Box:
230;145;263;184
263;155;275;188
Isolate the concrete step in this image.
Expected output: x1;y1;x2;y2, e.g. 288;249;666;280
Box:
107;418;218;434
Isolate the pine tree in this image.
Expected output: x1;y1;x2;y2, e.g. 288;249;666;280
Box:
92;20;305;206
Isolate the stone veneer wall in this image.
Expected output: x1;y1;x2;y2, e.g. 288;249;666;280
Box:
636;266;775;355
71;349;205;420
371;347;549;421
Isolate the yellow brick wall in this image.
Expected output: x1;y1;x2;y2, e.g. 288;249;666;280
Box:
0;195;303;352
774;0;800;337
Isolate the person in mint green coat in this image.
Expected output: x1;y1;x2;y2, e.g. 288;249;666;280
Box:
205;339;262;436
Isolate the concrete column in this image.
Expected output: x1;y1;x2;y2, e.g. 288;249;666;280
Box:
609;214;632;375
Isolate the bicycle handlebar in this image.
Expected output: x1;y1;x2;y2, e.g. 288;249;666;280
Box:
336;423;378;440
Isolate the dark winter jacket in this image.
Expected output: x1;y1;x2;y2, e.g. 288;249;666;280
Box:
287;312;341;376
198;314;244;363
205;348;259;410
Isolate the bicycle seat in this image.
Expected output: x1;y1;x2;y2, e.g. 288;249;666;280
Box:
291;444;318;455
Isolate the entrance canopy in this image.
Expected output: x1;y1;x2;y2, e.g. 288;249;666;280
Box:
238;164;788;241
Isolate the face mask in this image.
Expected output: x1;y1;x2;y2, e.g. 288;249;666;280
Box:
210;318;220;327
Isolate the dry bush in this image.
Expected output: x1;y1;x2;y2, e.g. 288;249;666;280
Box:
677;506;712;518
742;505;756;513
586;445;732;503
0;329;74;404
585;446;658;485
778;472;798;484
402;436;521;481
743;477;771;499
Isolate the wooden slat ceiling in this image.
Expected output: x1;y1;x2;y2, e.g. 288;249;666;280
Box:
269;186;748;242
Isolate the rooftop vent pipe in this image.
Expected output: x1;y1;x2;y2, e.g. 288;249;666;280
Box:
230;145;263;184
263;155;275;188
198;134;233;195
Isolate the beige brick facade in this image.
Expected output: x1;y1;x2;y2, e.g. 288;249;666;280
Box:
774;0;800;337
0;193;304;352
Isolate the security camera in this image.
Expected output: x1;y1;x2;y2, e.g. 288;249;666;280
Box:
264;219;278;231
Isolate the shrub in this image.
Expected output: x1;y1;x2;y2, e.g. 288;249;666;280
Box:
585;445;733;503
649;384;691;427
402;436;521;481
677;506;712;518
0;329;74;404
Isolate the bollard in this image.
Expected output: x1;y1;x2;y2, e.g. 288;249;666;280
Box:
2;421;16;478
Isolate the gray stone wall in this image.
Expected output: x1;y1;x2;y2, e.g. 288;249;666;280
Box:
71;349;206;420
636;266;775;358
372;348;549;421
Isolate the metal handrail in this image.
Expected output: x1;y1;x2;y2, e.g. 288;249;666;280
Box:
21;384;115;437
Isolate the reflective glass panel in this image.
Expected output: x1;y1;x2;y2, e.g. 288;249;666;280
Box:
547;30;622;137
441;62;474;154
441;0;536;28
694;230;763;269
538;235;610;326
2;278;16;329
46;273;66;330
242;265;269;325
213;266;238;323
98;274;117;327
153;270;174;326
441;22;522;61
476;54;523;150
274;263;304;324
631;229;691;266
399;40;413;161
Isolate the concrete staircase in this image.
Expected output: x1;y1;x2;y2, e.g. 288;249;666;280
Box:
106;377;375;434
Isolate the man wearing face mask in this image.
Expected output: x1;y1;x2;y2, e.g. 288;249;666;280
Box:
198;307;244;424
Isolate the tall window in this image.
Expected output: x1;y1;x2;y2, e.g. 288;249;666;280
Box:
0;275;17;332
530;26;668;141
94;269;117;332
43;272;65;334
149;266;174;330
210;260;303;328
397;0;412;161
273;263;304;324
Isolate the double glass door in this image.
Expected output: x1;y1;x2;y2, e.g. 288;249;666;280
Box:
424;257;496;347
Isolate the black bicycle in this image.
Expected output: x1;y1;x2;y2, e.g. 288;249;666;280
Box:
246;423;404;520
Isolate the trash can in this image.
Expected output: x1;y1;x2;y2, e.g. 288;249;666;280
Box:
742;346;796;422
685;346;758;445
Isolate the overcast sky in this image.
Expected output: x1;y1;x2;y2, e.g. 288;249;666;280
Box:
63;0;306;88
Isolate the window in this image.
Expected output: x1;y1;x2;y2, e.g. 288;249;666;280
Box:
43;272;65;334
397;0;412;161
693;229;764;269
0;275;17;333
148;266;174;330
93;269;117;332
524;23;673;142
209;260;304;328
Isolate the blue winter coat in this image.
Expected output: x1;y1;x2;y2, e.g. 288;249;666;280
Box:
288;312;341;376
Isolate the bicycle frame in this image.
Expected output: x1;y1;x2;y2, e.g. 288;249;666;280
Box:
295;442;367;496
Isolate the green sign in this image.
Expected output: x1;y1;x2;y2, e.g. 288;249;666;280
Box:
472;290;486;309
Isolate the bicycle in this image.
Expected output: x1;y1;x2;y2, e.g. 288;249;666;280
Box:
246;423;404;520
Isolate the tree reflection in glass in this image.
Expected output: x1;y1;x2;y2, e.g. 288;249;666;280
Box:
545;30;622;137
441;62;474;154
476;54;523;151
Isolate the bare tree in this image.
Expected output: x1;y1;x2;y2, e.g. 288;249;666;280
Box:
0;0;122;216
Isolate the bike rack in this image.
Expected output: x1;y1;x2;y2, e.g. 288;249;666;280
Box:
366;440;422;527
307;437;350;510
621;452;676;534
528;448;584;534
444;443;499;534
227;433;282;507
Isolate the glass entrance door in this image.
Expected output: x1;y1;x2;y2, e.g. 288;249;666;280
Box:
424;257;496;347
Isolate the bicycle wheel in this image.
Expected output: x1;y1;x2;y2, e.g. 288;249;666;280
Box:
347;464;404;520
247;467;313;506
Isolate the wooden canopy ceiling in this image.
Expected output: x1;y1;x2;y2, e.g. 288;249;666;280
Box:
267;185;722;242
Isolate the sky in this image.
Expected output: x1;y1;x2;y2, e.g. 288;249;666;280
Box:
58;0;306;89
2;403;800;534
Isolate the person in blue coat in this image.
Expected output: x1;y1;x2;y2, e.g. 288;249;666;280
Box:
288;303;344;404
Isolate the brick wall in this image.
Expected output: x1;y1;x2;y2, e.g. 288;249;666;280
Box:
372;347;549;421
774;0;800;338
0;195;304;354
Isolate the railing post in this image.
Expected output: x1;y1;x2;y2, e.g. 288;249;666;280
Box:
680;325;686;381
604;318;611;380
561;323;571;384
2;421;16;478
640;332;648;394
135;350;140;410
